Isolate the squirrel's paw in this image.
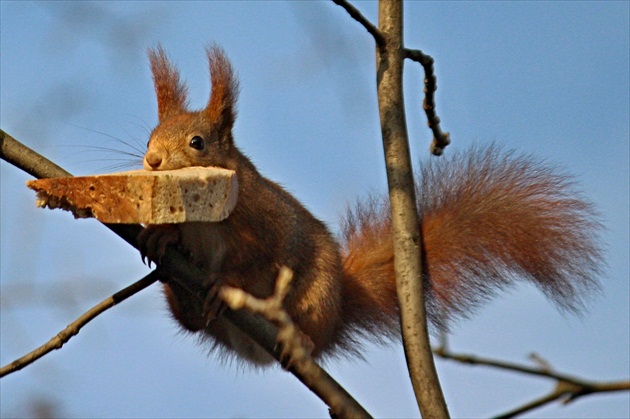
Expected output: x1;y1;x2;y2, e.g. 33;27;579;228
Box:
137;224;180;266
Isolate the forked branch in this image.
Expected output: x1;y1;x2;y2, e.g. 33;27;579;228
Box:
434;347;630;418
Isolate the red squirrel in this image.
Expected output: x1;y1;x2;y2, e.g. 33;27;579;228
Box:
138;45;602;365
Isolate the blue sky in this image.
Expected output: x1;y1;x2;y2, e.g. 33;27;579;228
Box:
1;1;628;418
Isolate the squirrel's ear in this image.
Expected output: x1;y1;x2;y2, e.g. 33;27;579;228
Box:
204;44;239;132
148;46;189;121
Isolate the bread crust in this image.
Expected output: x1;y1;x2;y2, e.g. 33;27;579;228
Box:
26;167;238;224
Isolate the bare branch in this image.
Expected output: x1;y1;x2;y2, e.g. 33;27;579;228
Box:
434;347;630;418
0;271;159;377
404;48;451;155
222;267;311;366
375;1;449;417
222;267;372;418
494;390;568;419
332;0;385;47
1;129;71;178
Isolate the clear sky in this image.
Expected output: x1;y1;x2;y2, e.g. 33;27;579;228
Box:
1;1;628;418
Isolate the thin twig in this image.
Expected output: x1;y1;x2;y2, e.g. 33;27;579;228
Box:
494;389;568;419
332;0;385;47
0;271;159;377
404;48;451;155
434;347;630;418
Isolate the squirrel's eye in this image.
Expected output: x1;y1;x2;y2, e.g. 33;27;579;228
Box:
189;136;205;151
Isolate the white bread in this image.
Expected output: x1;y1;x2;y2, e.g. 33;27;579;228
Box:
26;167;238;224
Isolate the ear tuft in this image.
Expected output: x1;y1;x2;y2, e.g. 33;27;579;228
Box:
148;46;189;121
205;44;240;131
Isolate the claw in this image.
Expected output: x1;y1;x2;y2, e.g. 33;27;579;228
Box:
202;276;226;327
137;224;179;266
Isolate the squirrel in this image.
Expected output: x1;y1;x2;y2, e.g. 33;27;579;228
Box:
138;45;602;365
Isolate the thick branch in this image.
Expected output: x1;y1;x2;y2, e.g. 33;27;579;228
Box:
375;1;449;417
0;128;369;418
332;0;385;47
404;48;450;155
0;129;71;178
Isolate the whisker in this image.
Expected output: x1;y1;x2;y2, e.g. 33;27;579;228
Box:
65;122;147;155
75;158;144;173
56;122;148;172
60;144;144;159
122;114;153;136
98;161;144;172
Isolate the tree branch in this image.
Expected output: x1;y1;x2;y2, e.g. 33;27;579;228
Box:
0;128;370;418
374;1;449;417
222;267;372;418
434;347;630;418
494;390;568;419
335;2;451;414
332;0;385;47
0;271;159;377
221;267;309;367
404;48;450;155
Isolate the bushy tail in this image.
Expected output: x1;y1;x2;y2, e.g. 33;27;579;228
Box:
339;144;603;341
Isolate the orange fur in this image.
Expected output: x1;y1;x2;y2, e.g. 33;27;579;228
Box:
142;45;603;364
205;44;239;129
341;146;603;332
148;46;188;121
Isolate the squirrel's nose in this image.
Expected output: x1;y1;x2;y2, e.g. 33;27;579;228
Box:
144;150;163;170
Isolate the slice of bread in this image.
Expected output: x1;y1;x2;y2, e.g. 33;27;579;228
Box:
26;167;238;224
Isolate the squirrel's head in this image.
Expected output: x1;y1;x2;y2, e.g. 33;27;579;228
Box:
144;45;240;171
